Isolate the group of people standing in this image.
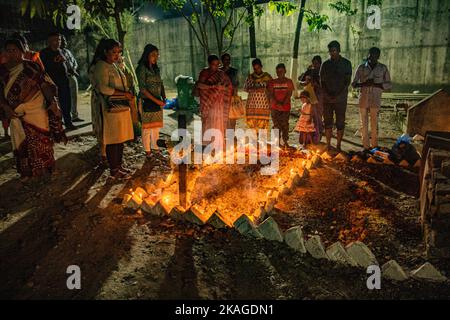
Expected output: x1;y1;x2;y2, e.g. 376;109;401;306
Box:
194;40;392;154
89;40;169;180
0;32;392;182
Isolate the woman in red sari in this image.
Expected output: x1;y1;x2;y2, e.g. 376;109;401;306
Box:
194;55;232;150
0;39;66;181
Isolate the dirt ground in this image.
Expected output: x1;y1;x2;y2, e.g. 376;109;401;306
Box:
1;92;449;300
1;133;450;300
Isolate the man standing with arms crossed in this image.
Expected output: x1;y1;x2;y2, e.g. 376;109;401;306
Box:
352;47;392;150
40;32;75;131
320;40;352;152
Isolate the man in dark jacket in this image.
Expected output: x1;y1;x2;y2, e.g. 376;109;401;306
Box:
40;32;75;130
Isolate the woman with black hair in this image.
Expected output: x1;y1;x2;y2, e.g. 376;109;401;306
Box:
244;58;272;131
10;32;45;70
0;38;66;181
135;44;166;160
89;38;134;180
194;54;232;149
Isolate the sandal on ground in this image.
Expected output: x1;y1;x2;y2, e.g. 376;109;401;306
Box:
110;170;132;180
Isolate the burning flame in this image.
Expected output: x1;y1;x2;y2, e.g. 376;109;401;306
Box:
163;195;171;205
135;190;146;199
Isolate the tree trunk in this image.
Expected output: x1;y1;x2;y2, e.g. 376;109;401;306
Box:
290;0;307;94
247;6;257;72
113;5;126;47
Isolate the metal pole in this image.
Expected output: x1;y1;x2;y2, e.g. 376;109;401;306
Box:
178;112;187;208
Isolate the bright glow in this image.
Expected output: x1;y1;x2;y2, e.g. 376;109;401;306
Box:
139;16;155;23
163;195;170;205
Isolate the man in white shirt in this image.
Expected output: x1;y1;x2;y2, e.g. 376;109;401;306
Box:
352;47;392;150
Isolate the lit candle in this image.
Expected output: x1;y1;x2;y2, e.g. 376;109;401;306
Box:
135;187;148;199
163;195;171;206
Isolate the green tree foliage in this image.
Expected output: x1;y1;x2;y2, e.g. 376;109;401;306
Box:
153;0;298;56
329;0;358;16
21;0;143;84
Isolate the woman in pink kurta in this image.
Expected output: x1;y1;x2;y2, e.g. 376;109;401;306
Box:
194;55;232;149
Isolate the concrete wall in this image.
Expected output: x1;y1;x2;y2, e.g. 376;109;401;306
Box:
74;0;450;92
407;89;450;136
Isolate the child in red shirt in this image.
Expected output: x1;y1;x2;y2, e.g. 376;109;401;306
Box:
267;63;294;147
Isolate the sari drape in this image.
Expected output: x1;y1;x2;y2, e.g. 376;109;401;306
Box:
0;61;66;177
196;68;232;146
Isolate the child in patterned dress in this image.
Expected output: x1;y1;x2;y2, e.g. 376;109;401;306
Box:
294;91;315;148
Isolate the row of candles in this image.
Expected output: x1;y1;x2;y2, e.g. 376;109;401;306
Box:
124;149;322;220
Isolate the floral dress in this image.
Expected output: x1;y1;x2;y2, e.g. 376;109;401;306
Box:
295;102;315;133
244;72;272;129
136;63;165;129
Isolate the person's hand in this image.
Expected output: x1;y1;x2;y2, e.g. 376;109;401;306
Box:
55;54;66;63
125;92;135;100
158;99;166;107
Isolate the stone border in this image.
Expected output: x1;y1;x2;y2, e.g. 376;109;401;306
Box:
123;151;448;284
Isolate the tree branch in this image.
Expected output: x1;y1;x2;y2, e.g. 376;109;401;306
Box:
188;0;210;54
205;0;223;54
166;0;206;50
222;8;246;53
222;2;235;34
